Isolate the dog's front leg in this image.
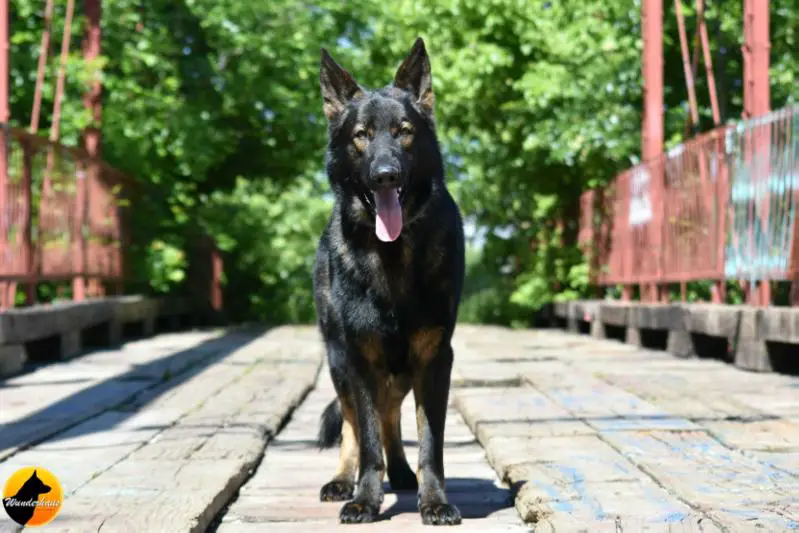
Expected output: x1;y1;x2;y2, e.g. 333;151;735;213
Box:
412;339;462;526
338;361;385;524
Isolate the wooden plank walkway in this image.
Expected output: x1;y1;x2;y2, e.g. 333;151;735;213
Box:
1;324;797;531
0;326;323;533
213;362;527;533
450;326;799;531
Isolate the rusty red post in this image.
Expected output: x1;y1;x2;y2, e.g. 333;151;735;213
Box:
211;245;223;312
30;0;54;134
743;0;770;120
696;0;720;126
21;142;36;305
674;0;700;129
76;0;103;301
40;0;75;265
0;0;8;299
743;0;771;306
48;0;75;148
642;0;664;163
643;0;664;301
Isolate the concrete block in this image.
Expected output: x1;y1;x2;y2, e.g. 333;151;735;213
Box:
682;304;742;338
60;330;82;360
733;307;799;373
112;295;160;324
0;344;26;377
553;301;569;319
734;339;771;372
573;300;600;323
631;304;684;331
666;329;694;358
0;300;115;345
109;320;123;345
625;326;642;347
598;301;630;327
757;307;799;344
590;319;608;340
143;316;156;337
566;301;580;333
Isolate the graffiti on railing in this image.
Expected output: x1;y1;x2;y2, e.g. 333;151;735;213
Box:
724;108;799;281
628;166;652;227
579;106;799;298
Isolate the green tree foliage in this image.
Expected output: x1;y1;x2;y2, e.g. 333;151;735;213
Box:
7;0;798;323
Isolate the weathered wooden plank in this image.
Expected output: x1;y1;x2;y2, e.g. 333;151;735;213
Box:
602;430;799;529
453;387;594;439
522;370;702;432
0;328;322;533
704;418;799;452
0;330;238;460
745;449;799;476
217;363;530;532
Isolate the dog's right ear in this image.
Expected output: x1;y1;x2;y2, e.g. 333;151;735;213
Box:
320;49;363;121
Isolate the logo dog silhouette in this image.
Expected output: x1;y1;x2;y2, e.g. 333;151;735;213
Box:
2;470;52;525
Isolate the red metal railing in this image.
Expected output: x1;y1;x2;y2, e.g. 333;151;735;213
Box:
580;106;799;305
0;125;128;308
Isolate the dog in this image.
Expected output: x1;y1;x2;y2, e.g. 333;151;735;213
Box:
313;37;465;525
2;470;52;525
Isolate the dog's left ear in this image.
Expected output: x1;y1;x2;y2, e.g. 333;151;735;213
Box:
394;37;434;114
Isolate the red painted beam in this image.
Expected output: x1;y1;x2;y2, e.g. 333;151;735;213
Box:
642;0;664;163
0;0;8;308
743;0;770;118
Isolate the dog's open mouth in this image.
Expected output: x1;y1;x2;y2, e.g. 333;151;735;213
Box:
373;187;404;242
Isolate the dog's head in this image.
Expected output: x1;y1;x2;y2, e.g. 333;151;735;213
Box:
320;38;443;242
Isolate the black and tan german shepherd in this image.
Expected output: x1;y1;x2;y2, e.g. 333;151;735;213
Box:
313;38;465;525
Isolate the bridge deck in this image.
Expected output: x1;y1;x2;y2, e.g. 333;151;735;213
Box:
0;325;797;531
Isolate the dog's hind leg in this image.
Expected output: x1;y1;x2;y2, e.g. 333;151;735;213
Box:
381;379;417;491
411;336;462;526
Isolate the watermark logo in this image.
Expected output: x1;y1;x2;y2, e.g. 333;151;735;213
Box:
2;467;63;527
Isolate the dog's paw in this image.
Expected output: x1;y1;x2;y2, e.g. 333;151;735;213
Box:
339;501;379;523
320;480;355;502
420;503;462;526
388;464;418;492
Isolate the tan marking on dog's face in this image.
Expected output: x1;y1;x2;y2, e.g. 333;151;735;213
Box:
410;327;444;365
352;123;370;152
398;120;414;150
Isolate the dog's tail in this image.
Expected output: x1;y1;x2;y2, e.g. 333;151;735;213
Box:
317;397;343;448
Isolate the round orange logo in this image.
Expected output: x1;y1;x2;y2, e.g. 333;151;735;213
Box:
2;467;63;527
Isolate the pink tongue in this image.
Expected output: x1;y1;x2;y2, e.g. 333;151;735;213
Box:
374;188;403;242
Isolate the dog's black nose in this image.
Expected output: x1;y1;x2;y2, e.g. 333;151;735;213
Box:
373;165;399;186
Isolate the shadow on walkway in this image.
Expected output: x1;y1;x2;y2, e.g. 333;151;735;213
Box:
381;477;513;521
0;326;267;454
